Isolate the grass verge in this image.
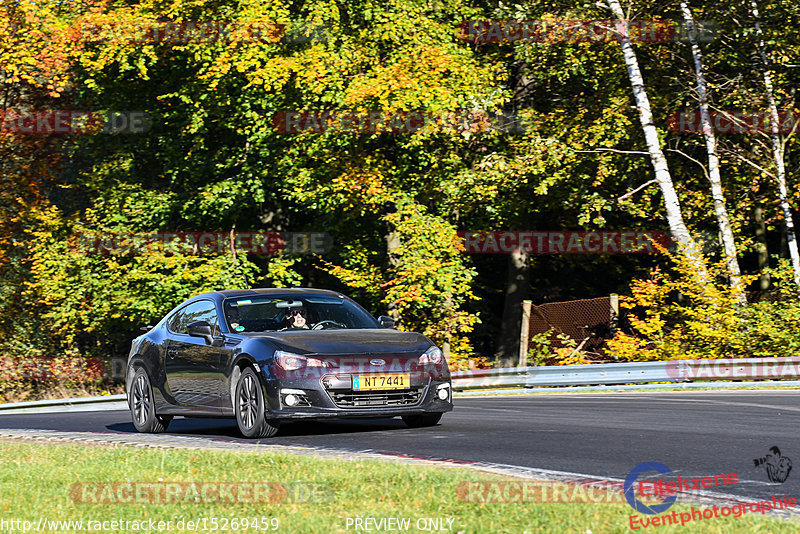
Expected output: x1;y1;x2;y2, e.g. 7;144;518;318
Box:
0;440;795;533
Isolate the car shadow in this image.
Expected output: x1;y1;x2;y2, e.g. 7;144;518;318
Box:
277;418;407;437
107;417;406;439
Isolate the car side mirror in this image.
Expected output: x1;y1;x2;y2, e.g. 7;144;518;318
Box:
187;320;214;344
377;316;395;328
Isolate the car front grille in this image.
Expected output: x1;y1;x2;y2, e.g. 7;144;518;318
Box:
327;387;424;408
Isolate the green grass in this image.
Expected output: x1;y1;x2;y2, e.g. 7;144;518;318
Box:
0;440;795;533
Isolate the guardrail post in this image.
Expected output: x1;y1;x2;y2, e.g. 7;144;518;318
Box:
518;300;532;367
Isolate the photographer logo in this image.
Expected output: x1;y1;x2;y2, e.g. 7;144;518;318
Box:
624;462;677;515
754;446;792;483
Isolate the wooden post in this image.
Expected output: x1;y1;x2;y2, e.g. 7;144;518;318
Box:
518;300;532;367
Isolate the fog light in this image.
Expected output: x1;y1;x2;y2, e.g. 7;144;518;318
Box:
437;387;450;400
281;388;309;408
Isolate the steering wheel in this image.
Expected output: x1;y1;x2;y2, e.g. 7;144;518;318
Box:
312;320;346;330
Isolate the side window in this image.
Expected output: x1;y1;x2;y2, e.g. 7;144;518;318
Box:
169;300;219;335
167;309;184;333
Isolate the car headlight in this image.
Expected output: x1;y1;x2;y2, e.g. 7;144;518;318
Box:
274;350;329;371
419;346;443;365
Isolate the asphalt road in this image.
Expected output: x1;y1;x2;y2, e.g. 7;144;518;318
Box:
1;391;798;503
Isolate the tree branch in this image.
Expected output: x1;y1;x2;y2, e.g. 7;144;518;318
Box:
664;148;710;180
573;148;650;155
718;147;777;179
618;179;659;201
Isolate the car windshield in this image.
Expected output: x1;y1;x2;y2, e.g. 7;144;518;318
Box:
222;295;379;332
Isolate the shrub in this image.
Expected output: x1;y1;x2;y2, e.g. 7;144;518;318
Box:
527;329;593;366
607;246;800;361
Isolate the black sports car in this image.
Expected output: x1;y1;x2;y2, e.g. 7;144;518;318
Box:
126;288;452;438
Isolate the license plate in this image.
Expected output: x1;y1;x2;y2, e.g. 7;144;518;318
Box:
352;373;411;391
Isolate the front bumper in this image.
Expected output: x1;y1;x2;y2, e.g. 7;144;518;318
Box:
261;371;453;420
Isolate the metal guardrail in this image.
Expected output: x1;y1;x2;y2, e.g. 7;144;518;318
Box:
451;362;672;389
0;394;127;414
451;357;800;390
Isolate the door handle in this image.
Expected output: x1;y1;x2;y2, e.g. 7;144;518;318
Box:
167;348;178;359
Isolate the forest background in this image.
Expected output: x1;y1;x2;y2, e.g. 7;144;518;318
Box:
1;0;799;399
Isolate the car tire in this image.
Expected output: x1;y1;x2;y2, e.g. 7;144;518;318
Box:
401;413;443;428
235;367;280;439
129;367;171;433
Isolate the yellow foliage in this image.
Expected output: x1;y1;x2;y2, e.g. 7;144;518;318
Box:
607;244;763;362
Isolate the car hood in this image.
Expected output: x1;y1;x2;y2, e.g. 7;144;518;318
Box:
244;328;432;356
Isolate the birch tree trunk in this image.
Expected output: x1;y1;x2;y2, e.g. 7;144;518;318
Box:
605;0;708;283
679;2;744;300
750;0;800;291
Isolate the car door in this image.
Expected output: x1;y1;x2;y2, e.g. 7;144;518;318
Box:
164;299;228;408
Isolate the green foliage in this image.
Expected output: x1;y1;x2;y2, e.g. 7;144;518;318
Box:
381;202;479;361
526;330;555;366
527;330;594;366
22;206;258;354
263;255;304;288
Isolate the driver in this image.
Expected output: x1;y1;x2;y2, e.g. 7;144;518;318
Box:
225;305;243;332
285;308;310;329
